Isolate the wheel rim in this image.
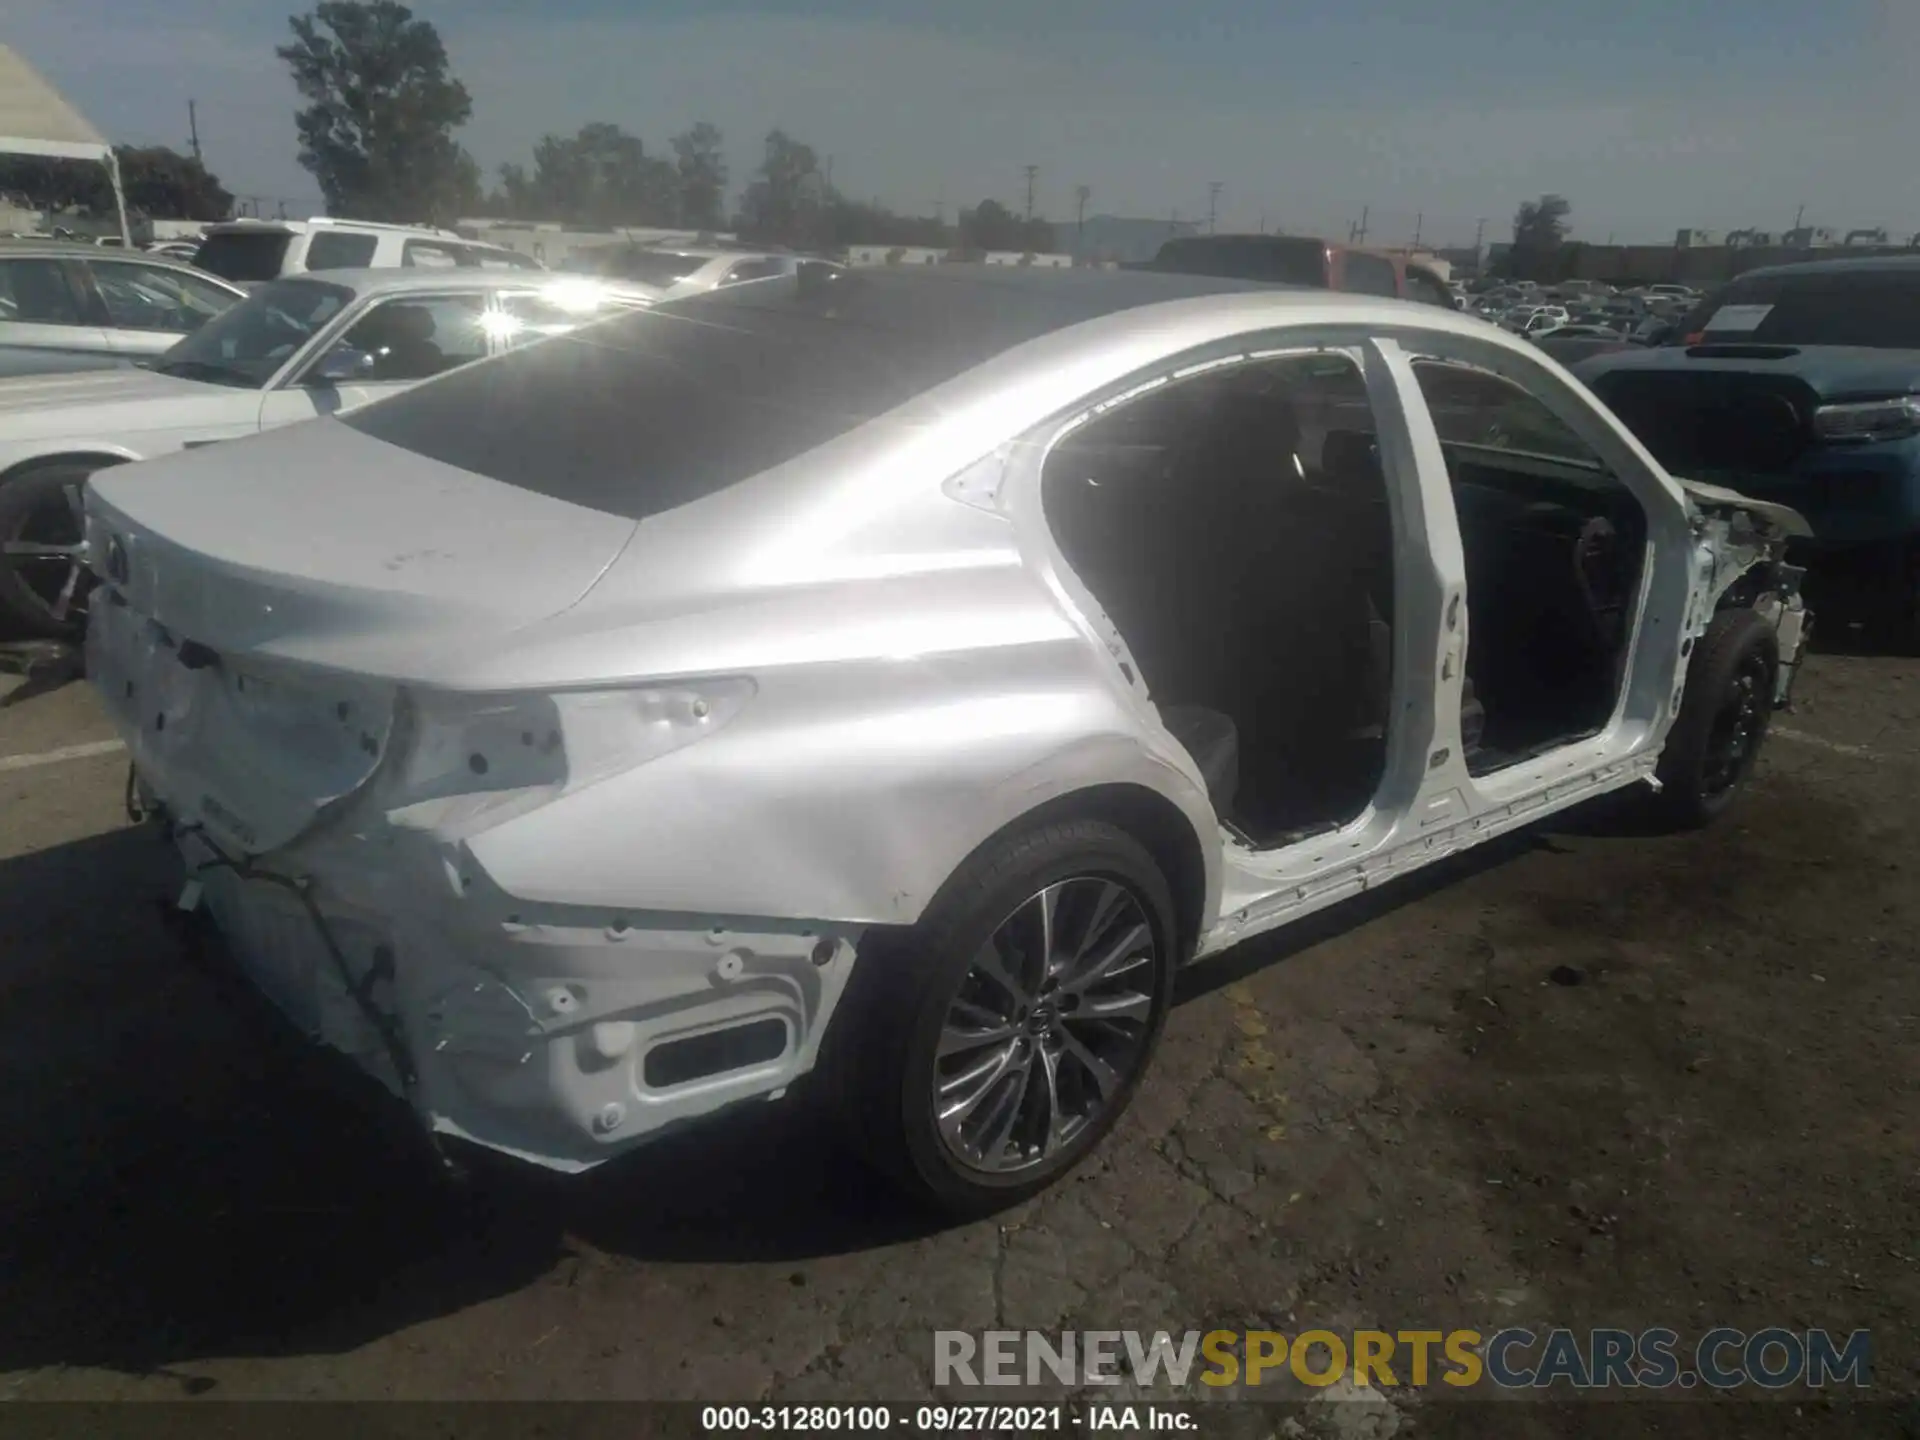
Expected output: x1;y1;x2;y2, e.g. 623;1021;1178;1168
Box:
2;479;91;626
1701;650;1770;798
932;876;1158;1176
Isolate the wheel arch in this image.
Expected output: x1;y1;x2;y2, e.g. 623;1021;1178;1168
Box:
941;781;1214;963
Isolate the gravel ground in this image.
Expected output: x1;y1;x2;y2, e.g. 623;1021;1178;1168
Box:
0;652;1914;1437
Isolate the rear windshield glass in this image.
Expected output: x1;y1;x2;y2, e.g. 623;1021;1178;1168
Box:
1151;236;1327;287
1685;269;1920;349
193;230;293;283
343;268;1253;521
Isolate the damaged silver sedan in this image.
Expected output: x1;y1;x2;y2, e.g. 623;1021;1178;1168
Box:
83;267;1811;1213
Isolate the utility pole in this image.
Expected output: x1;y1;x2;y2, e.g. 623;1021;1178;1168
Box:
1074;184;1091;250
1259;209;1267;234
1207;180;1223;234
1023;164;1039;222
187;99;202;164
1349;205;1369;245
1792;201;1806;233
1411;211;1423;250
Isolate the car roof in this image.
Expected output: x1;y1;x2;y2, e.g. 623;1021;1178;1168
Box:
1725;253;1920;282
293;268;636;299
0;237;239;278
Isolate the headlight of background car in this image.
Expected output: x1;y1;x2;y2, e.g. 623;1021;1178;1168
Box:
384;678;756;837
1812;396;1920;444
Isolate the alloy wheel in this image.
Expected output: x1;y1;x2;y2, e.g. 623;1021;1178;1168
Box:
2;478;91;627
932;876;1159;1175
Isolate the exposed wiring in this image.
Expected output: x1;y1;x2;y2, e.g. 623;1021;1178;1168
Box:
163;815;417;1091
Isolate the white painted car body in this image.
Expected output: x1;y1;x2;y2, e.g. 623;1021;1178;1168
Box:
82;268;1810;1179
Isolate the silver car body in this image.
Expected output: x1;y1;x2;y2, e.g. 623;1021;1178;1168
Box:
0;241;246;377
84;269;1809;1174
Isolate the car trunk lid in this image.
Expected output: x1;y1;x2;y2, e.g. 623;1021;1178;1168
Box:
85;419;640;853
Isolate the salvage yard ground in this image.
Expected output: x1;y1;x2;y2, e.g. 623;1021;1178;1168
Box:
0;652;1915;1436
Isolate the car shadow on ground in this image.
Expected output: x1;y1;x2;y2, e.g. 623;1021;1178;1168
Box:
0;793;1613;1382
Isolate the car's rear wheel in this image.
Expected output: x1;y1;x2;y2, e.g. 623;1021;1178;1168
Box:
827;818;1179;1216
0;459;115;639
1651;606;1779;829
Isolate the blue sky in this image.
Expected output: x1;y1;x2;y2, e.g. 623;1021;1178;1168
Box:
9;0;1917;245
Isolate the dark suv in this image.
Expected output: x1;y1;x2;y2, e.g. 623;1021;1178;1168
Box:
1576;256;1920;640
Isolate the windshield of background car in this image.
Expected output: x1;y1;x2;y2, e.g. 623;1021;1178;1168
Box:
343;268;1256;521
152;278;353;387
1151;236;1327;286
1680;269;1920;349
192;230;294;283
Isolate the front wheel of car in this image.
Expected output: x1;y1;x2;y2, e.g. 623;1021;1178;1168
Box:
827;819;1179;1217
0;459;115;639
1651;606;1779;830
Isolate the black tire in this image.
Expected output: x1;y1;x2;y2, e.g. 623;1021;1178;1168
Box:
823;818;1180;1217
0;458;115;639
1651;606;1779;829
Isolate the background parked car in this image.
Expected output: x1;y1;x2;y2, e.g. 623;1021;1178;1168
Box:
0;240;246;378
1132;234;1459;306
0;268;650;636
191;217;545;289
1578;254;1920;644
561;245;838;301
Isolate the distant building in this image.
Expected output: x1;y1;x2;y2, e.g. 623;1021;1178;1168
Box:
1844;228;1891;247
844;244;946;266
1783;226;1840;248
983;251;1072;267
1674;229;1719;248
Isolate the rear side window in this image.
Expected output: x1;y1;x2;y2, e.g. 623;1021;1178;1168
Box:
721;257;789;285
1343;252;1401;297
403;241;464;270
193;231;293;282
0;258;87;325
464;246;542;270
305;231;378;270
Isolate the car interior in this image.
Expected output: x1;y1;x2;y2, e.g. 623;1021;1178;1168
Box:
1412;359;1646;772
1042;354;1397;847
1042;352;1649;847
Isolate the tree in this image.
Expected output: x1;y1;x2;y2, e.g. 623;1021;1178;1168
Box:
277;0;478;223
518;122;677;226
0;146;232;221
671;122;728;230
958;198;1054;255
1505;193;1571;280
736;130;831;246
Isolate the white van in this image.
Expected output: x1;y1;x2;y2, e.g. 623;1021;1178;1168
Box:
192;218;543;287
